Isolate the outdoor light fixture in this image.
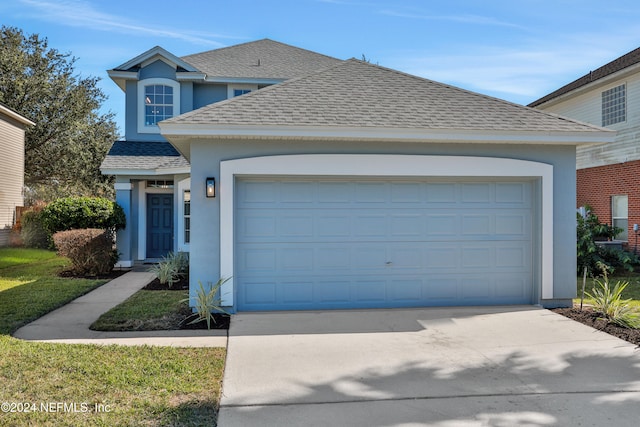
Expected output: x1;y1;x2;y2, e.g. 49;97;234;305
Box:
206;177;216;198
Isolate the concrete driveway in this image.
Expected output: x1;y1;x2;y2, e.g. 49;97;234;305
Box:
218;306;640;426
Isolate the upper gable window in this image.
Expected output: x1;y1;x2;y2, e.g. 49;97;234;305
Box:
145;85;173;125
602;84;626;127
138;78;180;134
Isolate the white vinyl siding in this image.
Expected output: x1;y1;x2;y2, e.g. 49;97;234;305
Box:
0;115;26;246
539;73;640;169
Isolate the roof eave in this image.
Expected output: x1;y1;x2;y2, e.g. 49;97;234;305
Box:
0;104;35;127
100;166;190;176
532;61;640;109
159;123;615;146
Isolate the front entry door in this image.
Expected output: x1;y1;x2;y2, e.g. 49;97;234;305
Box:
147;194;173;258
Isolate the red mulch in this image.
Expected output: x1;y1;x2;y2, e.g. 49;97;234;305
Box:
551;307;640;346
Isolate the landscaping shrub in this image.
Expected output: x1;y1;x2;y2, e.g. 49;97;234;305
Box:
149;251;189;288
52;228;118;275
585;277;640;329
20;208;51;249
41;196;126;234
577;207;639;275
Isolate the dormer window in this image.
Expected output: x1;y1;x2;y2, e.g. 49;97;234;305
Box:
138;78;180;133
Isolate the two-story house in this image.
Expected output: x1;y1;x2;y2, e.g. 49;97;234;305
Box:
102;39;613;312
529;47;640;248
100;39;342;266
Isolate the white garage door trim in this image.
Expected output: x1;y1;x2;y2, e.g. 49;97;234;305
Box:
220;154;554;307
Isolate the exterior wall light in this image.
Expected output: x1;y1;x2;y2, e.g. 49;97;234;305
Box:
206;177;216;198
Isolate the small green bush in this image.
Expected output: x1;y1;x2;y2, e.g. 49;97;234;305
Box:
41;196;126;234
20;209;51;249
182;278;229;330
586;277;640;329
53;228;118;276
149;252;189;288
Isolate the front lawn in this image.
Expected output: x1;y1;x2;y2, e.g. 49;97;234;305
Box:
0;248;225;426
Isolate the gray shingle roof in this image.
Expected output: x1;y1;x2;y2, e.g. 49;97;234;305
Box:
100;140;189;171
164;59;607;133
529;47;640;107
181;39;342;80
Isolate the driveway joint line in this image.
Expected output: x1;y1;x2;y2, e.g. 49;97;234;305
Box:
220;389;640;408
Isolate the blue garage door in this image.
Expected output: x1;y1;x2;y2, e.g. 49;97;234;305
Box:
235;177;534;311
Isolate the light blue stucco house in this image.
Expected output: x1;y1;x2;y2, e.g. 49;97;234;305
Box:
101;39;613;312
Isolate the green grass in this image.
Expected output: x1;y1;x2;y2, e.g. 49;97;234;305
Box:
577;272;640;308
91;290;189;331
0;248;226;426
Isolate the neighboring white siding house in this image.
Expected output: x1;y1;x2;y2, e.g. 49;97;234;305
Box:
532;63;640;169
0;104;33;246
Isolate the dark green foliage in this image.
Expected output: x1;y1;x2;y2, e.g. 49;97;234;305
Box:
577;207;639;275
40;196;125;234
52;228;118;275
0;26;118;201
19;210;50;249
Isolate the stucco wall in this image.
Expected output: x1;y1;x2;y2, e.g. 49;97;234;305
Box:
187;139;577;307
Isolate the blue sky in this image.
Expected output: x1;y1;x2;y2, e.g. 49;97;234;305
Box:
3;0;640;135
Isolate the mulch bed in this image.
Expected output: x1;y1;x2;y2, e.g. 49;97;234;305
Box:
551;307;640;346
143;276;229;330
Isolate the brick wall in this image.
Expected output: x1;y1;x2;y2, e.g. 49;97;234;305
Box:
577;159;640;245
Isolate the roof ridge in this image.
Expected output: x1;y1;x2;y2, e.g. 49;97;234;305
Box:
529;46;640;107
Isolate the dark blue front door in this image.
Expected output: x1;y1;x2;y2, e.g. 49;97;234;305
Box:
147;194;173;258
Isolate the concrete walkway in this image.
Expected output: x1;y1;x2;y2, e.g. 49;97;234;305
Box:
218;306;640;426
12;271;227;347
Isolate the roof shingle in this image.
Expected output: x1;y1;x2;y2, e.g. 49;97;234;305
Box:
165;59;607;134
181;39;342;80
100;140;189;171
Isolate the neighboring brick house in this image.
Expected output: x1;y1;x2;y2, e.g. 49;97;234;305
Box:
0;104;33;246
529;47;640;248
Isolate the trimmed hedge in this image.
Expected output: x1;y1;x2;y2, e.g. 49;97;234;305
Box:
20;209;51;249
53;229;118;275
41;197;126;234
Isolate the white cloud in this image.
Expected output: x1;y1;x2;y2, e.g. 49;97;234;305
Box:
18;0;235;47
379;9;524;29
388;40;636;104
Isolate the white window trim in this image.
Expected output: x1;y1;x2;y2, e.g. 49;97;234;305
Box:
611;194;629;241
219;154;554;307
137;78;180;134
177;178;191;252
227;83;258;99
601;83;626;127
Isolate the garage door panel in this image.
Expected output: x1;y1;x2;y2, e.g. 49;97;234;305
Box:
236;178;534;311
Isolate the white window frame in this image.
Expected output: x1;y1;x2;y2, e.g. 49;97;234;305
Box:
611;194;628;241
602;83;626;127
138;78;180;134
177;178;191;252
227;83;258;99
